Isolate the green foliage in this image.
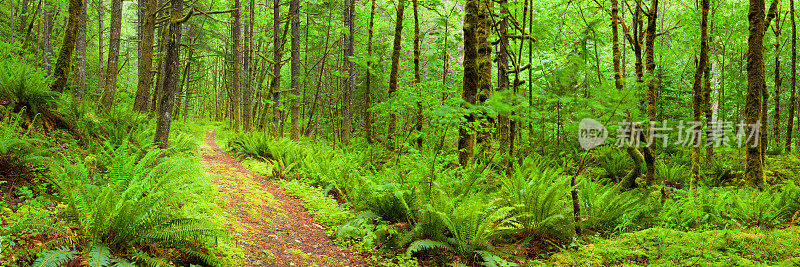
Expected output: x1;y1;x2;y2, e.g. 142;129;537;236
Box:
656;162;690;188
0;60;57;115
595;146;632;179
86;245;112;267
499;163;572;239
32;246;76;267
47;145;223;265
579;181;646;233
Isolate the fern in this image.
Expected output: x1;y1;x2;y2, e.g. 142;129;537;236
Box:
32;246;76;267
500;164;572;239
406;239;454;255
86;245;112;267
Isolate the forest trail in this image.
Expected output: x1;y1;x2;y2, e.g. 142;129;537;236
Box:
200;129;366;267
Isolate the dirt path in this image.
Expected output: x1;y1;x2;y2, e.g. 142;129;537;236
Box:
200;129;366;266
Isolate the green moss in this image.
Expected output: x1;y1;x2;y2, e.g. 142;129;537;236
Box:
548;227;800;266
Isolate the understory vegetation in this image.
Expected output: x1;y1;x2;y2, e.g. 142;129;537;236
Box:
228;131;800;266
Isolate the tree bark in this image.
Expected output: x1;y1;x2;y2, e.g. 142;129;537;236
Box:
154;0;184;149
365;0;375;144
497;0;510;157
340;0;354;144
746;0;766;186
290;0;302;140
42;0;52;74
97;0;104;98
788;0;797;153
412;0;423;148
773;7;782;148
459;0;479;166
101;0;122;107
73;0;86;99
50;0;82;93
270;0;282;137
387;0;405;150
691;0;710;189
643;0;658;186
134;0;156;112
231;0;242;132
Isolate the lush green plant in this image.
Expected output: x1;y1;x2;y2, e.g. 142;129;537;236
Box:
499;164;572;239
656;162;690;188
579;180;646;233
0;60;57;116
38;146;224;265
595;146;632;179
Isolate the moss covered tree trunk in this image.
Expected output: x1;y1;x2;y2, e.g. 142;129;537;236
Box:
643;0;658;186
387;0;405;150
231;0;242;132
788;0;797;153
497;0;510;158
475;0;492;147
746;0;766;186
412;0;423;148
459;0;479;166
270;0;282;137
101;0;122;107
340;0;354;144
773;7;782;148
50;0;82;93
73;0;86;99
42;0;52;74
691;0;710;189
365;0;375;144
134;0;156;112
154;0;183;149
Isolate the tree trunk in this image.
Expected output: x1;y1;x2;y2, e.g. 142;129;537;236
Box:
746;0;766;186
101;0;122;107
387;0;405;150
73;0;86;99
42;0;52;74
643;0;658;186
270;0;282;137
134;0;156;112
365;0;375;144
788;0;797;153
231;0;241;132
97;0;104;98
691;0;710;189
459;0;479;166
340;0;354;144
154;0;183;149
242;0;255;131
497;0;510;157
773;7;782;148
50;0;81;93
290;0;302;140
475;0;492;146
412;0;423;148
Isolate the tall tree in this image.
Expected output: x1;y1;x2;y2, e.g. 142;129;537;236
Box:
459;0;479;166
101;0;122;107
497;0;510;156
242;0;255;130
154;0;190;149
270;0;282;136
642;0;658;186
340;0;354;144
773;4;782;146
788;0;797;153
97;0;104;96
50;0;82;93
745;0;767;186
364;0;375;144
691;0;710;189
290;0;302;140
412;0;422;148
387;0;405;150
42;0;53;74
73;0;87;99
231;0;242;132
134;0;157;112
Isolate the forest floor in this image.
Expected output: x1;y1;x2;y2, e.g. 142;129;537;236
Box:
200;129;366;266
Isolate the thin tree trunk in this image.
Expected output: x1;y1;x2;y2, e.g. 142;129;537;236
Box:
364;0;375;144
101;0;122;107
290;0;301;140
497;0;510;157
42;0;52;74
643;0;658;186
412;0;423;148
340;0;354;144
73;0;86;99
788;0;797;153
50;0;82;93
270;0;282;137
387;0;405;150
154;0;184;149
231;0;241;132
773;7;782;148
97;0;104;98
691;0;710;189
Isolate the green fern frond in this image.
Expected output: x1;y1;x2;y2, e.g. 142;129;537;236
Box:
406;239;454;255
32;246;76;267
111;257;136;267
86;245;112;267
